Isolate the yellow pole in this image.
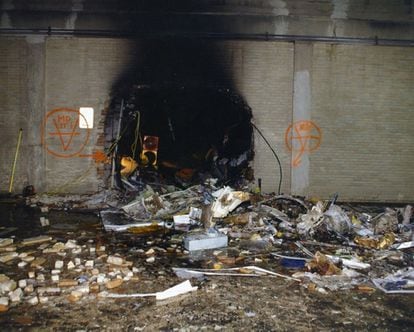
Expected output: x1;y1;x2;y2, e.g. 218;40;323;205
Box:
9;128;23;193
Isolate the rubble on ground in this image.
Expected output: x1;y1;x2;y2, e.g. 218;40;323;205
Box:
1;182;413;318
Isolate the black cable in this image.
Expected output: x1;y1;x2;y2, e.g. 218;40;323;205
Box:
251;123;283;195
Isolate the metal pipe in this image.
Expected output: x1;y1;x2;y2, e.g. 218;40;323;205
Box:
0;28;413;47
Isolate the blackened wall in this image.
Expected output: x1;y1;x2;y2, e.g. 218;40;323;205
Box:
0;1;413;201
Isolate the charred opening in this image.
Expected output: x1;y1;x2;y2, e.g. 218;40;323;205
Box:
106;39;254;189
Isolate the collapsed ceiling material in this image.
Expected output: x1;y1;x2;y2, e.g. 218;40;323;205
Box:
109;86;254;189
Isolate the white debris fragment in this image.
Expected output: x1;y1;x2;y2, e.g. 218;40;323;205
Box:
40;206;49;213
18;279;27;289
27;296;39;305
85;260;94;268
0;276;16;294
24;284;34;293
145;247;156;256
121;268;133;278
40;217;50;227
36;273;45;282
65;240;77;249
74;285;90;294
97;274;107;284
18;261;28;268
39;296;48;304
107;255;124;266
9;288;23;302
146;256;155;263
55;260;64;269
211;187;250;218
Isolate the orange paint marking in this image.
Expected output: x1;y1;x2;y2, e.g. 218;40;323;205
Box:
285;120;322;167
42;108;91;158
78;151;109;163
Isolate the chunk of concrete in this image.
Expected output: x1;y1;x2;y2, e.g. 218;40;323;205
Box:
106;279;123;289
27;296;39;305
24;284;34;294
18;279;27;288
0;238;13;247
107;255;124;266
0;252;18;263
9;288;23;302
0;279;16;295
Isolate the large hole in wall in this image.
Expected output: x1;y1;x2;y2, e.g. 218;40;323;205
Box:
108;86;253;188
105;38;254;189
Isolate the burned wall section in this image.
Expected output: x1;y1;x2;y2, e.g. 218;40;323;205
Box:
107;38;255;188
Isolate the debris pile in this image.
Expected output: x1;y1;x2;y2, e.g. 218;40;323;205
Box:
98;184;414;295
2;185;412;317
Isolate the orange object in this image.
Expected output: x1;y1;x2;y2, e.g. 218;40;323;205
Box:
306;251;341;275
141;136;159;166
120;156;138;177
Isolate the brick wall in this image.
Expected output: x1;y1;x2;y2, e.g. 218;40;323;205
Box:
219;41;294;194
44;37;136;193
0;38;27;193
0;36;413;201
310;44;414;202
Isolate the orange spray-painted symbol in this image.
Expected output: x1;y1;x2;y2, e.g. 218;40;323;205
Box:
42;108;106;162
42;108;90;158
285;120;322;167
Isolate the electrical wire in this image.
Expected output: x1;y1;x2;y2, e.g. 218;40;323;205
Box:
131;111;141;159
251;123;283;195
105;121;132;156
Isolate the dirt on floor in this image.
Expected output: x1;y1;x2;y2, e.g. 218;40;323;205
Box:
0;199;413;331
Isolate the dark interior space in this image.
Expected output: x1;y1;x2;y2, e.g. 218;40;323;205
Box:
107;38;254;188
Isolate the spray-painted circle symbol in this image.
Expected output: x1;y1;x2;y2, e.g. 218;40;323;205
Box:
285;120;322;167
42;108;91;158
